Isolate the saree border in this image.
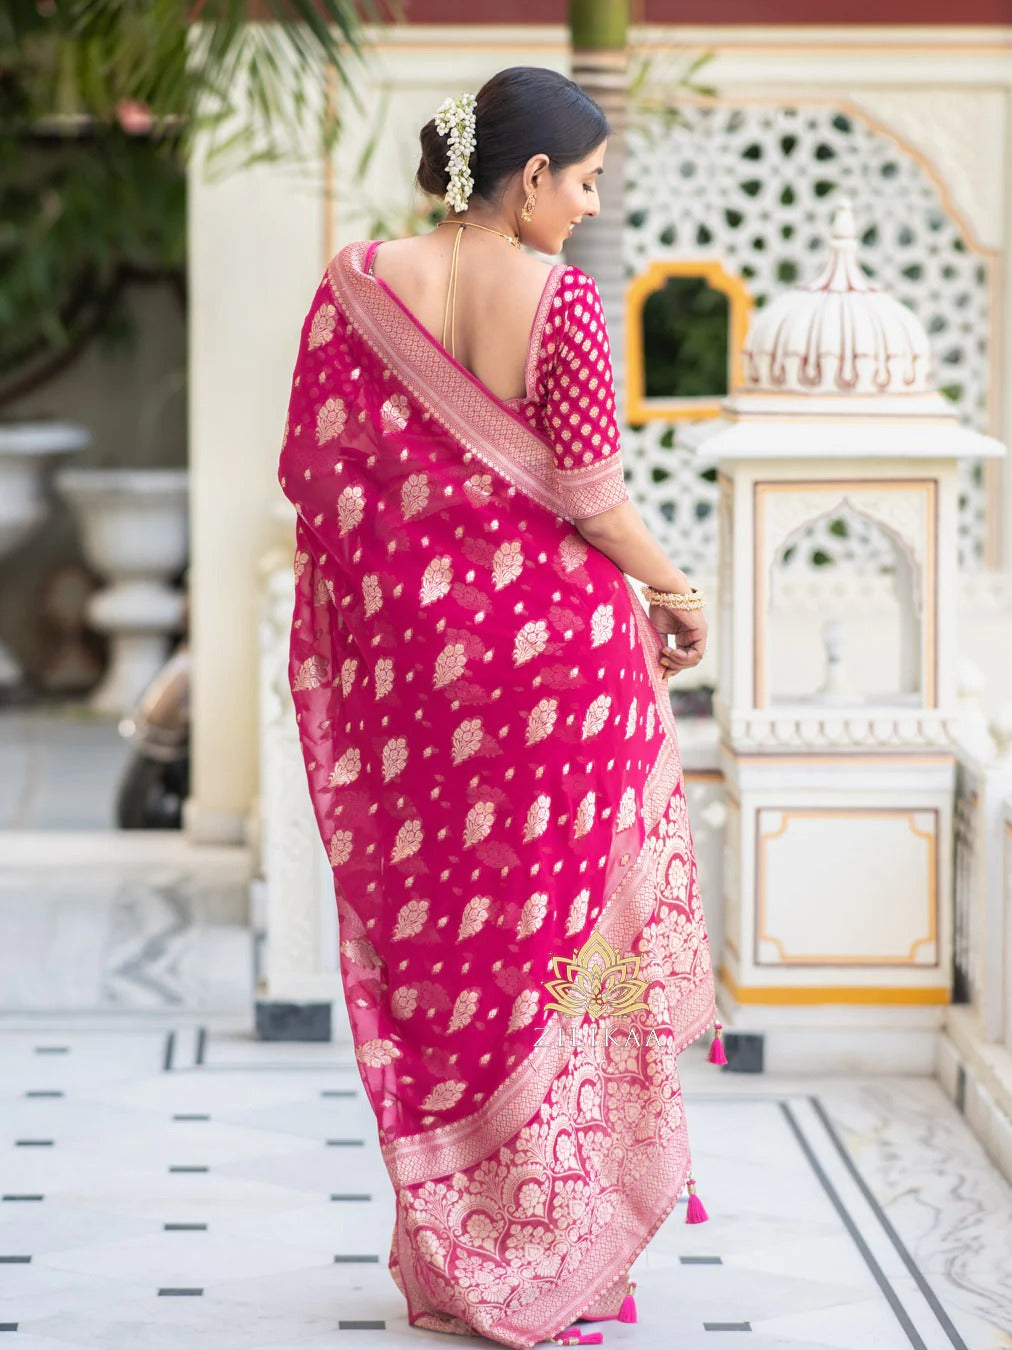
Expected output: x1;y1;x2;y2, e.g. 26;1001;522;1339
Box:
503;252;561;408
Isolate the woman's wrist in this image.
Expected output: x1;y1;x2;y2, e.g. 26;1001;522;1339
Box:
644;569;691;594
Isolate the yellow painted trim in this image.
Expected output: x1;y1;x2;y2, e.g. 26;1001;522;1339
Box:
625;259;753;426
719;964;950;1005
756;807;938;965
728;752;955;767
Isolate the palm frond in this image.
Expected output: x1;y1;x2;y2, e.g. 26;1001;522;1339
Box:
2;0;399;172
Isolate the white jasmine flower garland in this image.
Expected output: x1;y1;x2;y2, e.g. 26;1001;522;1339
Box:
433;92;477;212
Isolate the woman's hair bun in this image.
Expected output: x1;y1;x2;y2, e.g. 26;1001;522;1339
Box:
415;118;451;197
415;68;609;208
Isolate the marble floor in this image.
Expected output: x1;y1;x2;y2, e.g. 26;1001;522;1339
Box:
0;1018;1008;1350
0;835;253;1016
0;707;132;831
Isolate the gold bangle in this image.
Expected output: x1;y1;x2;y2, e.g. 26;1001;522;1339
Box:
641;583;705;611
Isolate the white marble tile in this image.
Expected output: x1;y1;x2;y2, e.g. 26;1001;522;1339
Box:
0;1201;153;1255
633;1262;874;1325
210;1198;394;1254
37;1229;332;1286
750;1295;915;1349
0;1265;153;1321
213;1145;392;1197
34;1118;327;1172
72;1067;349;1114
204;1263;405;1332
816;1077;1012;1341
721;1231;875;1288
25;1295;298;1350
209;1094;373;1140
0;1335;97;1350
0;1031;165;1084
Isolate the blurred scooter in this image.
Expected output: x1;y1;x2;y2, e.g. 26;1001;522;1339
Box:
115;638;190;828
115;573;190;829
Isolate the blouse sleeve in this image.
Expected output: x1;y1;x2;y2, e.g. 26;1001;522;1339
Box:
539;268;631;522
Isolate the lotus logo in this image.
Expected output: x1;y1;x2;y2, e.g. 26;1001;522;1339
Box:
542;929;651;1020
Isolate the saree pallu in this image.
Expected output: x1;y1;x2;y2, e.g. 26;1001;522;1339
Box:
278;239;716;1349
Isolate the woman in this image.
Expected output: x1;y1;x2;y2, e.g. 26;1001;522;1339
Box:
278;66;719;1350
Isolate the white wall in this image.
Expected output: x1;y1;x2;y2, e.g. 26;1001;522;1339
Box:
185;22;1012;841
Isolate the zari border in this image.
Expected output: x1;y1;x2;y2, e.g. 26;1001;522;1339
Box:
329;241;571;520
501;1127;693;1349
521;255;560;404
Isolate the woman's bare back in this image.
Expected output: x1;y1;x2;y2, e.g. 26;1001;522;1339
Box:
370;231;554;403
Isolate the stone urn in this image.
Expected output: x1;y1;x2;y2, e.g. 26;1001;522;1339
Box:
53;467;189;714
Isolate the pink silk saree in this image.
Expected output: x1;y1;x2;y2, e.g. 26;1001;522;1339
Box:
278;238;717;1349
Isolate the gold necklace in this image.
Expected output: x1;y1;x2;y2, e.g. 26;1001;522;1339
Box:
437;218;521;358
437;218;520;249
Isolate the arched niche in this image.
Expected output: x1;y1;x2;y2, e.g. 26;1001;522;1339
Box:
763;498;924;706
625;260;752;425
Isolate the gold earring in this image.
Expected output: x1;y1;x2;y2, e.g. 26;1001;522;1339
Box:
521;185;536;222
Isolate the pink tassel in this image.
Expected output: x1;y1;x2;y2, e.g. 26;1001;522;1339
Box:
553;1332;603;1347
618;1281;638;1323
685;1174;709;1224
707;1021;728;1066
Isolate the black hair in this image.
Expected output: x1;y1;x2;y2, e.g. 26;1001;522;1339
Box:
416;66;610;205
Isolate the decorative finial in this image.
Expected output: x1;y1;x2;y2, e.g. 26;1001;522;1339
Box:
801;197;875;296
829;199;857;245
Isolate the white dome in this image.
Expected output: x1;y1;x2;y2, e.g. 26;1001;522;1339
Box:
741;202;935;396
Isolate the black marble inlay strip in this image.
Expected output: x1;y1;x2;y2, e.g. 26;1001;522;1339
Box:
321;1089;358;1098
333;1255;379;1263
331;1193;372;1202
809;1096;971;1350
326;1139;364;1147
26;1091;63;1098
34;1047;68;1055
158;1288;203;1296
680;1255;723;1265
195;1027;207;1066
168;1166;209;1173
164;1223;208;1231
172;1114;211;1121
3;1196;43;1202
0;1257;30;1264
338;1321;386;1330
704;1322;751;1332
163;1031;176;1072
15;1140;53;1147
780;1102;927;1350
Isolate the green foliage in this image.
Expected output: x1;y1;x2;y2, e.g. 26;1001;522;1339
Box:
628;49;717;134
0;0;389;404
2;1;390;171
0;128;186;399
642;275;728;398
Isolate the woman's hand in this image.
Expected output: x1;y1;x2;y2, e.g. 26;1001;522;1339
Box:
650;603;707;680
